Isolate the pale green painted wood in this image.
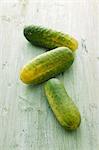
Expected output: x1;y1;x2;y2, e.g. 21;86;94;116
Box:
0;0;99;150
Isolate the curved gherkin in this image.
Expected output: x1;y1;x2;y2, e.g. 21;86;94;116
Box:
44;78;81;130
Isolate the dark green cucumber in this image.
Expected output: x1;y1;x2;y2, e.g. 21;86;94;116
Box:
44;78;81;130
20;47;74;84
24;25;78;51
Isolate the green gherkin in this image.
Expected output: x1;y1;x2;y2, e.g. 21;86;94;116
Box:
24;25;78;51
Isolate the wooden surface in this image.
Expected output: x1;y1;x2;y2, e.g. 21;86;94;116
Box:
0;0;99;149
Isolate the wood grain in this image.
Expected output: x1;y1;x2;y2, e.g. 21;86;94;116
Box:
0;0;99;149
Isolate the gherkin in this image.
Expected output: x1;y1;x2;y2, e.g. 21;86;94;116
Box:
44;78;81;130
24;25;78;51
20;47;74;84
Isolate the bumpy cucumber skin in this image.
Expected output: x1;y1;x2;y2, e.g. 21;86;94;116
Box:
24;25;78;51
44;78;81;130
20;47;74;84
